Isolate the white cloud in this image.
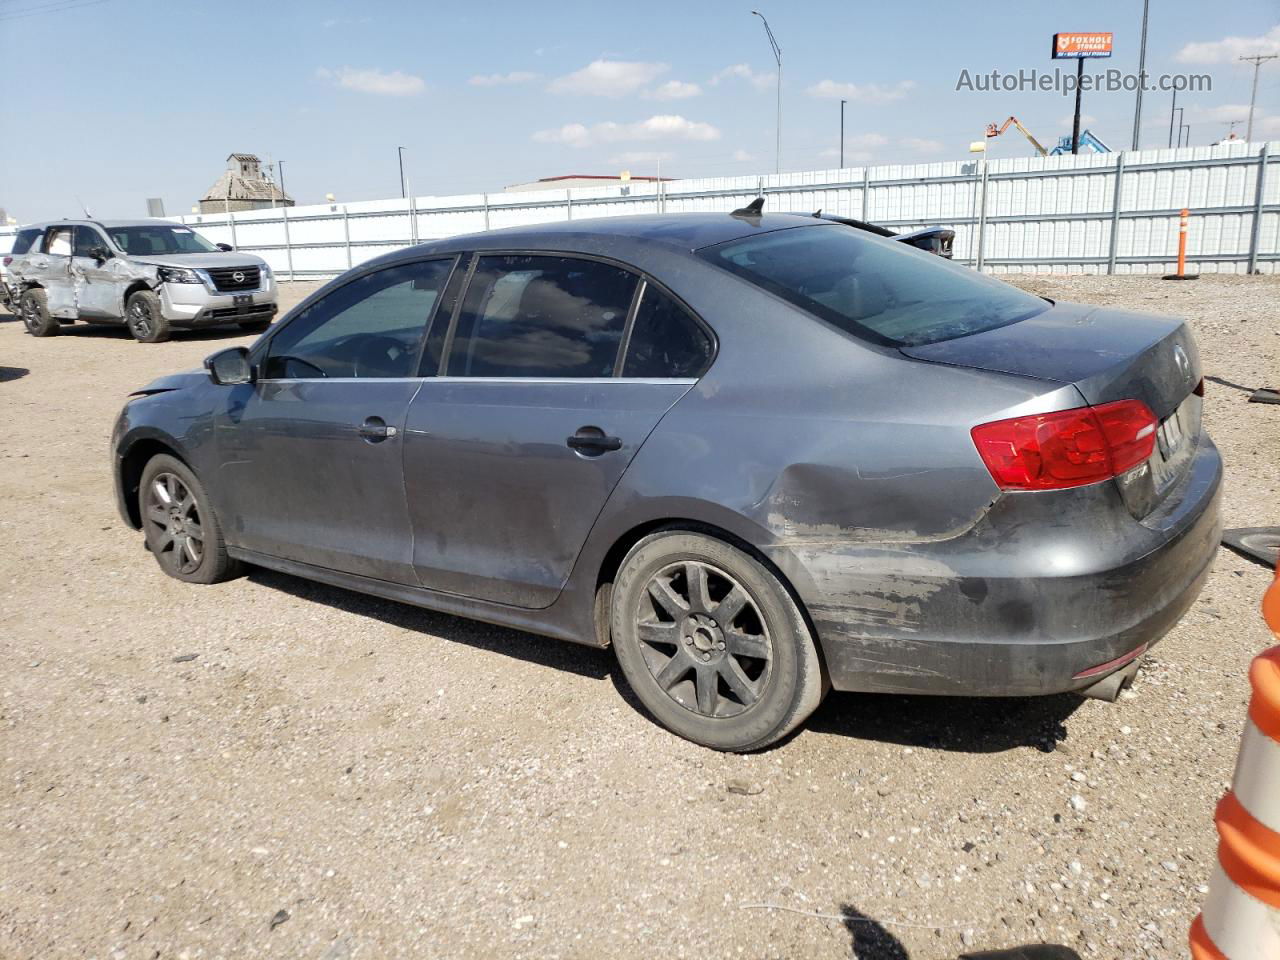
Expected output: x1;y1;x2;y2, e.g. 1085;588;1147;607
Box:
533;115;721;148
731;149;755;163
548;59;668;97
316;66;424;96
469;71;539;87
901;137;944;154
609;150;675;167
1176;25;1280;63
1188;103;1253;123
806;79;915;103
646;80;701;100
710;63;774;90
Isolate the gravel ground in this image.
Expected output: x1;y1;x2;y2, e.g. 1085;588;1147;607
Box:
0;274;1277;960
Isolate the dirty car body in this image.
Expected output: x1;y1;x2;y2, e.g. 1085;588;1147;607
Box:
4;219;277;330
112;212;1221;703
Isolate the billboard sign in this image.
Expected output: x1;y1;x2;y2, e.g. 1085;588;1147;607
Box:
1052;32;1114;58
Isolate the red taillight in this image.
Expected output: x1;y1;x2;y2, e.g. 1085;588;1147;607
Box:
1;257;10;267
971;399;1157;491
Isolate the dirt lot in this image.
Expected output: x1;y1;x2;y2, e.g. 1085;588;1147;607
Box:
1;274;1277;960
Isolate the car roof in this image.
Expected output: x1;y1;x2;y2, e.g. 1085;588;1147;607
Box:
22;219;186;230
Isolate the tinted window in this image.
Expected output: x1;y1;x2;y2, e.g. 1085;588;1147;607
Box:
447;255;637;378
46;227;73;257
106;226;217;256
622;284;713;378
73;226;109;258
10;228;42;255
264;259;454;379
702;223;1049;347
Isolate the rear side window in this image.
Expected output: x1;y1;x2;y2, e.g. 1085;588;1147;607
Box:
446;255;637;378
702;223;1049;347
622;284;713;378
10;228;42;255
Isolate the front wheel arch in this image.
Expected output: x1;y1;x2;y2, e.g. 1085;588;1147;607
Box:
119;437;189;528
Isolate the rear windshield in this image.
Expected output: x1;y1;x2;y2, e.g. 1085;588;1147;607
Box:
10;228;42;255
106;226;218;256
701;223;1049;347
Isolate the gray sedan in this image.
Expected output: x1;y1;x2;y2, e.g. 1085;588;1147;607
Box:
111;212;1221;751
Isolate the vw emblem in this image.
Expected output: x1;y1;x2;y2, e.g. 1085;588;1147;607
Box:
231;271;246;284
1172;343;1191;383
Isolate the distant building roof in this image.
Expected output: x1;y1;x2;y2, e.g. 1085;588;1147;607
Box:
200;152;292;205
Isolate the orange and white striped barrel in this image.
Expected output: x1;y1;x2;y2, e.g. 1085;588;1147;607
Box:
1190;567;1280;959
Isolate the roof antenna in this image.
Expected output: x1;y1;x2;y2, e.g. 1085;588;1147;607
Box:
76;196;93;218
730;196;765;220
812;208;822;217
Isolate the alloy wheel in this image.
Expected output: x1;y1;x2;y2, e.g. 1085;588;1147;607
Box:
128;300;153;339
144;472;205;575
21;297;38;332
635;560;773;718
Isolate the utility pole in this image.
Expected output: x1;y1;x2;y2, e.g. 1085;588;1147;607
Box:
1131;0;1149;150
277;160;287;201
1071;57;1084;154
752;10;782;175
840;98;846;168
1173;108;1184;148
1239;55;1278;142
398;146;407;199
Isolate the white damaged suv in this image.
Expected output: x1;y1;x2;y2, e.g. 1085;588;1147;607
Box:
3;219;277;342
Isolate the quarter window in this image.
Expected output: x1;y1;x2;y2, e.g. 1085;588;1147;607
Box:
446;255;638;378
263;259;455;379
10;228;42;255
622;284;713;379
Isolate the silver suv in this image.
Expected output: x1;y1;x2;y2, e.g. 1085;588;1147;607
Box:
2;219;278;343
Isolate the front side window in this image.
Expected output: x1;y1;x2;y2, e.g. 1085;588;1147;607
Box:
46;227;73;257
73;226;110;258
106;226;218;256
446;255;638;378
702;223;1050;347
622;284;713;378
263;258;455;379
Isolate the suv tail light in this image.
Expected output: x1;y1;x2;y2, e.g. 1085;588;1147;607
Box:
2;257;11;267
971;399;1157;491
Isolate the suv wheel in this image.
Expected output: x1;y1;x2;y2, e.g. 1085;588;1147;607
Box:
610;531;827;751
125;290;171;343
139;454;241;584
20;288;59;337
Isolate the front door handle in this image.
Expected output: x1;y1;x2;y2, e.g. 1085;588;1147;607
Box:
567;428;622;455
359;416;398;442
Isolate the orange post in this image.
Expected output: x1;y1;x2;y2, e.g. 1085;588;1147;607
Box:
1190;564;1280;959
1177;208;1189;276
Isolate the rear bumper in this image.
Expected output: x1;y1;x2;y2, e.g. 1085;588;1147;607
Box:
782;435;1223;696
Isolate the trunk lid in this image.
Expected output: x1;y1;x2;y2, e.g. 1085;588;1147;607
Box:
902;301;1204;517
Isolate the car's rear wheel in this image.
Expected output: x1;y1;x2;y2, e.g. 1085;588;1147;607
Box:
139;454;241;584
20;288;59;337
610;531;826;751
125;290;171;343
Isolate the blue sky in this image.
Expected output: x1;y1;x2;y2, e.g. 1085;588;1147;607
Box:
2;0;1277;220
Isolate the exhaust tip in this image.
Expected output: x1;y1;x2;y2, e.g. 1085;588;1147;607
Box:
1077;658;1142;702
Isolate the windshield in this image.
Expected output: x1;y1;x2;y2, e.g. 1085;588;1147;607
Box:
702;223;1049;347
106;226;218;256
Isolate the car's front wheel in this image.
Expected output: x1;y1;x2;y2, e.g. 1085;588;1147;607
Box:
610;531;826;751
125;290;171;343
139;454;241;584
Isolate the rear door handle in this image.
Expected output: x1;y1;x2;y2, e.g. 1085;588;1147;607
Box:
567;429;622;455
359;416;398;442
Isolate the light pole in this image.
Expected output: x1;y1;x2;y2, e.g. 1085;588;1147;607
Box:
840;98;846;168
752;10;782;175
398;146;407;198
1131;0;1150;150
1168;89;1178;149
1239;54;1278;142
277;160;287;201
1173;108;1184;148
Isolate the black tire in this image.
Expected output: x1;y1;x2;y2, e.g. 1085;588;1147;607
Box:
125;289;171;343
610;531;826;751
20;288;59;337
139;454;242;584
237;318;272;333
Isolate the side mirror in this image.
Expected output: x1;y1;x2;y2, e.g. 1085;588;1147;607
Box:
90;245;111;263
205;346;256;385
215;242;234;252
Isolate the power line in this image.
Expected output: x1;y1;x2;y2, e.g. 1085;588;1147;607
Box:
0;0;109;21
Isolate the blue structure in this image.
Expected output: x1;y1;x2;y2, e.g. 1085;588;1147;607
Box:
1050;130;1111;155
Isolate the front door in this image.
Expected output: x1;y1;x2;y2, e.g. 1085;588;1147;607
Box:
404;255;711;608
72;225;123;318
215;257;457;584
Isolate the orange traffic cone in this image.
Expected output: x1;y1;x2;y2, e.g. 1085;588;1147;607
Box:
1189;567;1280;958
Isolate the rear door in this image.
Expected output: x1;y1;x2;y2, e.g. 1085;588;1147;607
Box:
72;225;122;318
403;255;710;608
36;226;76;318
216;257;457;584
